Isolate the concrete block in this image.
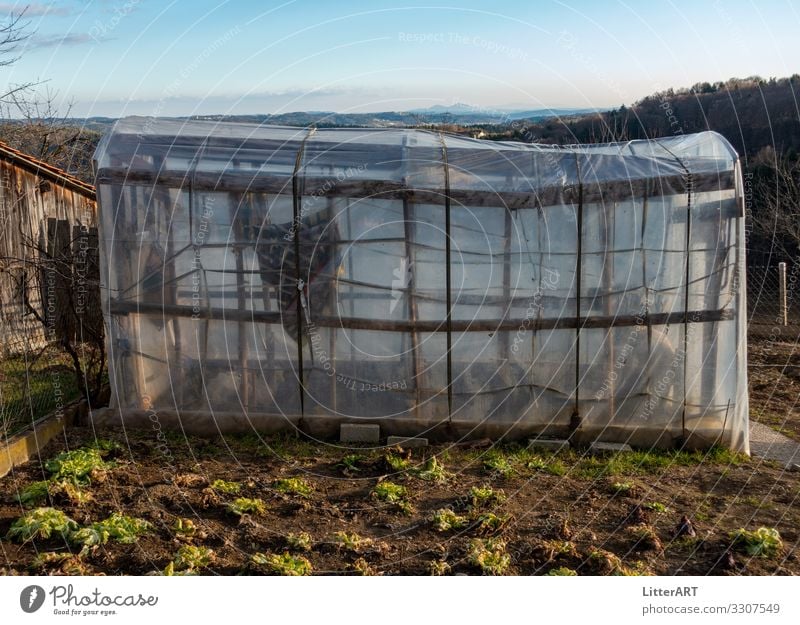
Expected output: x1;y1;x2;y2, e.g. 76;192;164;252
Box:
340;423;380;443
589;441;632;454
528;438;570;452
386;435;429;449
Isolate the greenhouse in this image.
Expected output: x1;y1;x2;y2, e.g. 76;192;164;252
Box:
93;118;748;452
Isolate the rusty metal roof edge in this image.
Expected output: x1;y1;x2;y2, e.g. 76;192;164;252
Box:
0;140;96;200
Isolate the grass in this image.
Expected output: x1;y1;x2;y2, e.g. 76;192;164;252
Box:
730;527;783;558
251;552;313;576
467;538;511;575
0;351;80;437
6;507;78;542
226;497;266;516
210;479;241;495
273;477;314;498
431;508;469;532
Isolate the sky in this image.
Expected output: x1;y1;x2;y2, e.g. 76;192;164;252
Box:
1;0;798;117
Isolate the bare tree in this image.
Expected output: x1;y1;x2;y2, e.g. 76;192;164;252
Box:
750;146;800;259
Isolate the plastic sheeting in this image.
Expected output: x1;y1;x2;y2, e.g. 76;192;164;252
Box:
94;117;748;451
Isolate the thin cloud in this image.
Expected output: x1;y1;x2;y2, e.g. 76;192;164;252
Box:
0;3;73;17
26;32;100;49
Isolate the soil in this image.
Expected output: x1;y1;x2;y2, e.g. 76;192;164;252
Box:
749;335;800;441
1;426;798;576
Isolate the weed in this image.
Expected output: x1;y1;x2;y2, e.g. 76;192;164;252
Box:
44;448;109;484
431;508;468;532
251;552;313;576
273;477;314;498
467;537;511;575
546;566;578;576
730;527;782;558
332;531;371;552
429;560;451;576
543;459;568;476
15;481;50;506
415;457;448;483
6;508;78;542
469;485;506;509
210;479;242;495
226;497;266;516
286;531;313;552
476;512;512;535
169;545;215;573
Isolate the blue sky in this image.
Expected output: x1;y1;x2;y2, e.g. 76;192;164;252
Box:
1;0;798;117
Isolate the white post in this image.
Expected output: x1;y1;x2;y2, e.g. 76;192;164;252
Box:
779;262;788;327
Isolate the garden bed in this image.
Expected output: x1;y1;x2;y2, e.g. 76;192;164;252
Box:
0;426;797;576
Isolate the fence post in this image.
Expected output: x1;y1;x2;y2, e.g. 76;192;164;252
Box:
779;262;788;327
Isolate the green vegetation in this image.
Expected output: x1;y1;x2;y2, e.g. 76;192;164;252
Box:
642;502;668;513
468;538;511;575
431;508;469;532
71;514;151;551
546;566;578;576
173;518;198;539
6;507;78;542
482;451;516;478
332;531;371;552
384;451;411;472
286;531;313;552
166;545;215;574
15;481;50;506
610;481;634;495
469;485;506;509
338;454;365;472
372;480;413;514
429;560;451;576
414;456;448;483
44;448;110;483
476;512;511;534
350;557;378;576
251;552;313;576
730;527;783;558
210;479;242;495
226;497;266;516
273;477;314;498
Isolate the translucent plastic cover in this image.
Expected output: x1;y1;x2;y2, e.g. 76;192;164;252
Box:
94;118;747;452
